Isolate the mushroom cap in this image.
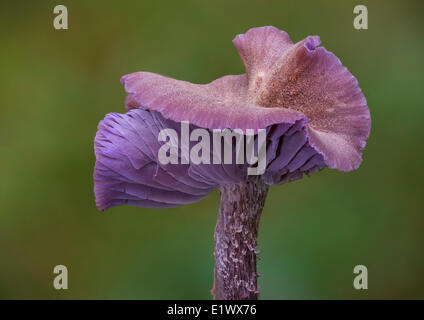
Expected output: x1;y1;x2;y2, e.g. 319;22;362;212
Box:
94;26;370;210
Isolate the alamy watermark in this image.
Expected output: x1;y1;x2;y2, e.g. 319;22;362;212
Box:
353;265;368;290
53;264;68;290
53;5;68;30
353;5;368;30
157;121;267;176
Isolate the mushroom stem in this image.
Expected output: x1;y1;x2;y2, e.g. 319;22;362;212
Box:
212;176;269;300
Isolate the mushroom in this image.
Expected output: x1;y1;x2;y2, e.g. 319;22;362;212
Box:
94;26;371;299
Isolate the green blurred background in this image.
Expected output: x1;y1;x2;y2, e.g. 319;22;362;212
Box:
0;0;423;299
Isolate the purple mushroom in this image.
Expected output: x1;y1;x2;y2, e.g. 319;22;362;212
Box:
94;26;371;300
